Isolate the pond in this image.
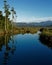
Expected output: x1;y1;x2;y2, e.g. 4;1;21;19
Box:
0;32;52;65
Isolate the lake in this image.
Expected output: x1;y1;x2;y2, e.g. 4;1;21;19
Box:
0;32;52;65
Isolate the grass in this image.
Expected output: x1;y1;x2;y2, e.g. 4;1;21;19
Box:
42;28;52;36
39;28;52;49
40;28;52;44
0;27;40;35
13;27;40;34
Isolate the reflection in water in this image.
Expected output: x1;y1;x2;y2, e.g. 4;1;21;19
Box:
39;34;52;49
11;35;16;55
4;34;10;65
0;34;16;65
0;33;52;65
0;35;5;51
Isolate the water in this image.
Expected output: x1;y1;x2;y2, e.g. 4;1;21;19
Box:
0;33;52;65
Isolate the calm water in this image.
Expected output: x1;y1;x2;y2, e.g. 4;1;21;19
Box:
0;33;52;65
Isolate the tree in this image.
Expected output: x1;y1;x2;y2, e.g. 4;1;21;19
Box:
4;0;11;32
11;7;16;32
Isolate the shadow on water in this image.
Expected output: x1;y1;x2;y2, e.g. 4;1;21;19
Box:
39;34;52;49
0;34;16;65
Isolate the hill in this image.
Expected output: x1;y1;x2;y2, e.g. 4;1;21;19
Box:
14;21;52;27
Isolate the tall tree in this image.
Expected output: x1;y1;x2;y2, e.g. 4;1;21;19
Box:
11;7;16;32
4;0;10;32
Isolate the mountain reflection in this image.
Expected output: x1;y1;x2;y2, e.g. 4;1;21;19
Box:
39;34;52;49
0;34;16;65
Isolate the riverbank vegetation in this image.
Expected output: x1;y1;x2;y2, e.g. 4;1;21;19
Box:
40;27;52;36
39;28;52;47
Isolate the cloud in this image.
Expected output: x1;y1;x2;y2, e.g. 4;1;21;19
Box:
16;16;52;23
31;17;52;22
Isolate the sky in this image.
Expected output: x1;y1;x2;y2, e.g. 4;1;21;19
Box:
0;0;52;23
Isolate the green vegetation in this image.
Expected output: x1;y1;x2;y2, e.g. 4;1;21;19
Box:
0;10;12;34
40;28;52;45
0;0;16;34
0;11;11;30
40;28;52;36
13;27;40;34
39;28;52;49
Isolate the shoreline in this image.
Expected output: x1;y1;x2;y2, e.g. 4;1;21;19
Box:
0;27;40;35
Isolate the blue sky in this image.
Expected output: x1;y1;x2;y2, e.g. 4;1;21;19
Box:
0;0;52;22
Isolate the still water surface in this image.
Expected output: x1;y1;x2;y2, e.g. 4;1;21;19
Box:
0;33;52;65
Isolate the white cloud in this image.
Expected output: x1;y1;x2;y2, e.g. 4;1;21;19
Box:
16;16;52;23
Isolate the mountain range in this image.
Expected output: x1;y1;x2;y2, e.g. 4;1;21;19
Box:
14;21;52;27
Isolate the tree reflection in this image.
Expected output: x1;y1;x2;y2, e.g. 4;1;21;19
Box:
39;34;52;49
0;35;5;51
3;34;11;65
0;34;16;65
11;35;16;55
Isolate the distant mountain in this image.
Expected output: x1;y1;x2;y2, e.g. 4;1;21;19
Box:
39;21;52;26
14;21;52;27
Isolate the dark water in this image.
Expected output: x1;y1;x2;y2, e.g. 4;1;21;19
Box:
0;33;52;65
